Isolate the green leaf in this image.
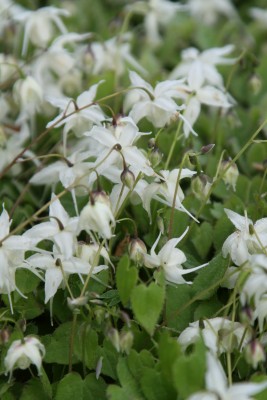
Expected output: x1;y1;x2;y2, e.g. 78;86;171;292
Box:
192;252;229;300
106;385;129;400
126;350;155;384
20;379;50;400
165;284;194;331
131;283;165;336
158;331;181;391
116;357;144;400
194;296;223;321
192;222;213;259
13;294;43;319
100;339;119;380
15;269;40;294
140;369;173;400
83;374;107;400
172;340;206;398
55;373;83;400
116;255;138;306
43;322;79;365
74;324;99;370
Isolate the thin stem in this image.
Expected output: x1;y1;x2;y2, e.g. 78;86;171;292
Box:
165;118;183;169
168;153;187;239
69;312;78;373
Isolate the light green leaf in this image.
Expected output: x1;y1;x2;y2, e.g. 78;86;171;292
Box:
192;252;229;300
116;255;138;306
192;222;213;260
55;373;83;400
131;283;165;336
172;340;206;398
165;284;194;332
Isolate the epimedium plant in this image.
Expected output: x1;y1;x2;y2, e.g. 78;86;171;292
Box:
1;0;267;399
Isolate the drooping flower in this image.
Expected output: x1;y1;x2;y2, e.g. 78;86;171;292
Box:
24;193;79;259
85;116;154;178
143;168;197;220
14;6;70;55
5;336;45;380
124;71;187;128
0;205;33;312
222;209;267;266
87;34;146;76
78;191;115;239
144;229;207;284
170;45;237;87
174;62;234;137
178;317;251;354
46;81;106;153
126;0;186;47
187;0;237;26
187;352;267;400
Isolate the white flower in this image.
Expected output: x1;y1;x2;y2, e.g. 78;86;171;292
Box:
187;0;237;26
46;81;106;153
222;209;267;266
170;45;236;87
14;6;70;55
174;63;234;137
178;317;251;355
29;150;93;192
127;0;186;46
26;249;105;304
144;229;207;284
32;32;92;97
250;8;267;26
187;352;267;400
24;193;79;259
0;205;32;311
78;192;115;239
239;255;267;331
85;116;154;178
88;34;146;76
5;336;45;380
143;168;197;220
13;76;43;119
125;71;188;128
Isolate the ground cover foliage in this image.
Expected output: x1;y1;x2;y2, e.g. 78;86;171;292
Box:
1;0;267;399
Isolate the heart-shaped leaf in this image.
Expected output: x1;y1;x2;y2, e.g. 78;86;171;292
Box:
131;283;165;336
116;255;138;306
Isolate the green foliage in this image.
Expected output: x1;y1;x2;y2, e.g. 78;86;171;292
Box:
54;372;107;400
131;283;165;336
116;255;138;306
172;340;206;398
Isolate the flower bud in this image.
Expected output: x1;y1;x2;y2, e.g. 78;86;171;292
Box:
191;174;212;203
119;331;134;354
249;74;262;95
240;304;254;325
107;328;120;352
0;328;10;344
121;167;135;190
67;295;88;310
221;160;239;191
78;191;115;239
13;76;43;116
150;147;162;167
201;144;215;154
157;215;164;234
245;339;266;369
94;307;106;325
128;237;147;264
